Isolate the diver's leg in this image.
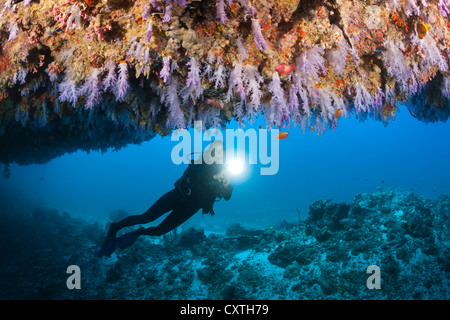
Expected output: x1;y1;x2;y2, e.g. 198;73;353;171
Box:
110;189;180;234
139;204;200;236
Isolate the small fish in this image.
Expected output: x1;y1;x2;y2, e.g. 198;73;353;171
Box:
311;126;314;132
417;21;429;39
409;109;416;118
335;108;342;120
259;125;263;130
275;63;296;76
275;132;289;140
84;0;95;7
205;98;224;109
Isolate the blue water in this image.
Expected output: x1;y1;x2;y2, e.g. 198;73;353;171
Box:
2;105;450;229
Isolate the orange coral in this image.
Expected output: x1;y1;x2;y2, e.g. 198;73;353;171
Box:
0;55;9;73
390;11;409;32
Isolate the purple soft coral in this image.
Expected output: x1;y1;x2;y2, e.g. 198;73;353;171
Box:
244;65;263;108
216;0;228;24
326;38;349;75
102;62;117;92
163;6;172;23
8;22;18;41
170;59;178;72
296;45;326;86
404;0;421;16
438;0;450;16
145;21;152;42
150;0;162;10
160;56;171;83
268;73;287;109
251;18;268;51
352;83;373;115
186;57;202;97
115;62;130;102
227;62;246;102
165;78;186;129
162;0;173;23
442;77;450;99
288;84;299;111
212;64;227;89
14;68;28;85
59;77;80;107
268;72;289;127
412;33;448;73
175;0;188;6
238;0;255;15
142;4;151;21
81;68;102;109
236;36;248;61
383;38;419;93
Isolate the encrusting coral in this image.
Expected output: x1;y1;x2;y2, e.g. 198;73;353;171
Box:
0;187;448;299
0;0;449;164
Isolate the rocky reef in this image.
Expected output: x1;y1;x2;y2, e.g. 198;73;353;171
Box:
0;187;448;299
0;0;449;165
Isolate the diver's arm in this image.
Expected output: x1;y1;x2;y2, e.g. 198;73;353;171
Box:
222;184;233;201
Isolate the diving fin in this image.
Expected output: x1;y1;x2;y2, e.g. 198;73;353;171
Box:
98;232;117;257
116;227;144;251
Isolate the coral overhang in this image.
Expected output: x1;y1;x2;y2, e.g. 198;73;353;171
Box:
0;0;449;164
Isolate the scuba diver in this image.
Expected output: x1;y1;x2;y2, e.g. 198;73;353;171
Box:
98;141;233;257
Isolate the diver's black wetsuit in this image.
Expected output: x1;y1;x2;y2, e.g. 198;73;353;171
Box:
99;162;233;256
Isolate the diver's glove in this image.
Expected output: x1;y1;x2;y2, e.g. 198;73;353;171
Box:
222;184;233;201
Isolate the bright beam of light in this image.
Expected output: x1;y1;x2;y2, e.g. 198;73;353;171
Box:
227;158;244;175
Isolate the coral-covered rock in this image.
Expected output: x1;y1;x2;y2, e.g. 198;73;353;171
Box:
177;227;207;247
0;0;449;165
0;188;448;299
268;241;300;268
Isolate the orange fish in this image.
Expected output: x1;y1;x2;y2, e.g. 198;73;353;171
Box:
259;125;263;129
275;63;296;76
275;132;289;140
84;0;96;7
335;108;342;119
311;126;314;132
409;109;416;118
